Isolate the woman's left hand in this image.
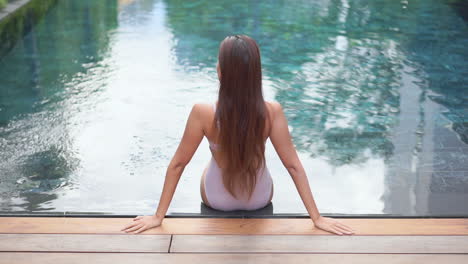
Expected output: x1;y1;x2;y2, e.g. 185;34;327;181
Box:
121;215;163;234
313;216;355;235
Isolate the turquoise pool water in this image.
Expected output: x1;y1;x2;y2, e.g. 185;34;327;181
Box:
0;0;467;216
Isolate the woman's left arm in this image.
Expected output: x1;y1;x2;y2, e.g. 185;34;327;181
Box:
121;104;205;234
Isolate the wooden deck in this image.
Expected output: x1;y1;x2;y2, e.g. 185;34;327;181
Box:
1;217;468;263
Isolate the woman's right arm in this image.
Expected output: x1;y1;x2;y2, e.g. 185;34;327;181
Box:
152;104;205;220
121;104;205;234
268;102;354;235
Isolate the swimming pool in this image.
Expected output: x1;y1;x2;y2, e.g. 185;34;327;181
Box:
0;0;467;217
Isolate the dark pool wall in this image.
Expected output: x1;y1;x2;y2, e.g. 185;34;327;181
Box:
382;0;468;216
0;0;118;211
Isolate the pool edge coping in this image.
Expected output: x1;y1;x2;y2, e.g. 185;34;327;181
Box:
1;217;468;235
0;0;31;22
1;212;467;219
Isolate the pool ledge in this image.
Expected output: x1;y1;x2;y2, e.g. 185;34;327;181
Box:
0;0;30;22
2;217;468;263
1;217;467;235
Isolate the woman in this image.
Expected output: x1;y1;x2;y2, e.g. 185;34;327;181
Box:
122;35;354;235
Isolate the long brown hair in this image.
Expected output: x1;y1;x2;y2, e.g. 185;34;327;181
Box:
214;35;268;201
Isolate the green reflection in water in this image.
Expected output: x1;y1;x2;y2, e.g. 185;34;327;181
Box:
0;0;118;211
164;0;462;166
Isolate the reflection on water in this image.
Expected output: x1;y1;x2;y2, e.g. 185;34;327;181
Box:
0;0;118;211
0;0;467;216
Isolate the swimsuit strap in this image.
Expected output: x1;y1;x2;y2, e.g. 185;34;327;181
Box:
209;141;218;150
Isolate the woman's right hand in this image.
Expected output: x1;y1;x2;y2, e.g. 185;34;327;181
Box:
313;216;355;235
121;215;163;234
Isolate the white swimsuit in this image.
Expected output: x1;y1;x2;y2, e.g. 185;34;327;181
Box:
203;103;273;211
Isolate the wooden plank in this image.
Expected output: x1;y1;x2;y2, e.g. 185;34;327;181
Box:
1;253;468;264
171;235;468;253
1;217;468;235
0;234;171;253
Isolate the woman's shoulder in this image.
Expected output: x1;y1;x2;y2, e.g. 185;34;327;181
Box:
190;102;216;121
192;102;214;111
265;100;282;110
264;100;283;120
